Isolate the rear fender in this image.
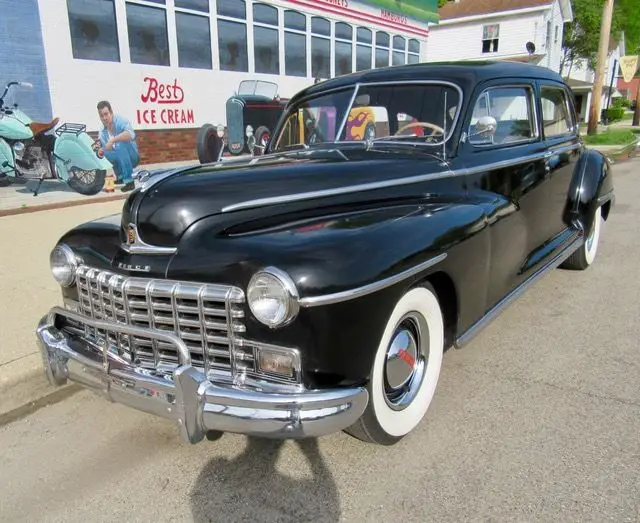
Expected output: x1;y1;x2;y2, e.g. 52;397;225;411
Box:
0;138;14;176
568;149;614;236
54;131;111;180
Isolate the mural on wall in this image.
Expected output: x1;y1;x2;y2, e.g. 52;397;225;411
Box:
359;0;440;24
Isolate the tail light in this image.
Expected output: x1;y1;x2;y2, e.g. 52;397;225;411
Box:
96;149;104;159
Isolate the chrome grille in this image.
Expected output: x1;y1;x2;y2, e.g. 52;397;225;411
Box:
226;98;245;153
75;266;245;376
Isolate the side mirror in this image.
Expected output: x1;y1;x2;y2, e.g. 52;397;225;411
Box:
475;115;497;137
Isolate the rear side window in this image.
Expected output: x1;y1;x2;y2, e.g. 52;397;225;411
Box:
540;87;573;137
469;86;535;146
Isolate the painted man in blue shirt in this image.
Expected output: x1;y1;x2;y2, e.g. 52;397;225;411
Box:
96;100;140;192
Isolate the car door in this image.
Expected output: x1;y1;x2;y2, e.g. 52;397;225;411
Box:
459;79;553;310
535;80;583;243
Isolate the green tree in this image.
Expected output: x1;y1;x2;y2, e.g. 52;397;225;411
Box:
437;0;448;7
561;0;640;76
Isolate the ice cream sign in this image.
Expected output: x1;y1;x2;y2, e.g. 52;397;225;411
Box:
136;77;195;126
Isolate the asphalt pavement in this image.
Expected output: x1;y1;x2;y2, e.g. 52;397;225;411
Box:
0;157;638;522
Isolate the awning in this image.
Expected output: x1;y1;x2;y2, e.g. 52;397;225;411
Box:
564;78;594;93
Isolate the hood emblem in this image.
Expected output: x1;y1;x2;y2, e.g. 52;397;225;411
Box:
118;262;151;273
126;223;136;245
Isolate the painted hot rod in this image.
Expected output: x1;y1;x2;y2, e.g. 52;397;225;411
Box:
37;62;614;446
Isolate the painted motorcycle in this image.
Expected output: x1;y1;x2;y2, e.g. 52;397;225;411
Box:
0;81;111;196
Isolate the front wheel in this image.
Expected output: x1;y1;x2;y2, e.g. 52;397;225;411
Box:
67;167;106;196
345;284;444;445
561;206;603;270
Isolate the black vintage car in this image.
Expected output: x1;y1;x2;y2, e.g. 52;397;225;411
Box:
38;62;614;447
224;80;287;155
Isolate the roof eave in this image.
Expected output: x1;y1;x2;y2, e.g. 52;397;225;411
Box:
438;5;551;26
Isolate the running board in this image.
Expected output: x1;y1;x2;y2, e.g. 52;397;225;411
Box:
455;231;584;349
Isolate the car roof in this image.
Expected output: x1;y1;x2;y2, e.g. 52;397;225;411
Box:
290;61;565;103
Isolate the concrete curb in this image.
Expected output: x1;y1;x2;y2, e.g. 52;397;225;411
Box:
0;193;128;218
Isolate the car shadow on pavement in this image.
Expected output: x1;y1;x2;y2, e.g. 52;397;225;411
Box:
190;437;341;523
15;179;77;195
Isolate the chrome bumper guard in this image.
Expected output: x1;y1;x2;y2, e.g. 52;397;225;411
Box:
36;307;368;444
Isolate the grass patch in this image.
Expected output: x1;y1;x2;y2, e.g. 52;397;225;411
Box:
583;129;637;146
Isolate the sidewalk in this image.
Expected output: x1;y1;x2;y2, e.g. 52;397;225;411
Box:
0;159;196;216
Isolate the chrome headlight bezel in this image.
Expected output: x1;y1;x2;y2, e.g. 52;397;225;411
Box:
247;267;300;329
49;243;79;287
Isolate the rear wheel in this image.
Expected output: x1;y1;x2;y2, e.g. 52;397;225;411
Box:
345;284;444;445
561;206;603;270
67;167;106;196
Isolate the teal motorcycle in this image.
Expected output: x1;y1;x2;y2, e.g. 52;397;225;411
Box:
0;81;111;196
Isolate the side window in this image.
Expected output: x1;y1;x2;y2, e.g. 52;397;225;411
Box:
469;87;535;146
540;87;573;137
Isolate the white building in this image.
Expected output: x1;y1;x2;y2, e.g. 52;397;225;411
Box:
426;0;573;73
10;0;437;163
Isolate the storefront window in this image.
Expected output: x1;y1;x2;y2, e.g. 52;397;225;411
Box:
218;19;248;72
175;0;208;12
335;22;352;40
393;36;406;51
67;0;120;62
176;12;211;69
375;31;390;68
335;41;352;77
254;27;279;74
285;10;307;77
285;32;306;77
393;51;405;66
408;39;420;64
312;37;330;79
217;0;246;19
356;28;372;71
126;3;170;66
253;3;278;25
311;17;330;79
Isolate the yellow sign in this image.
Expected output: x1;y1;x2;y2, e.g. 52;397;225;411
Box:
620;55;639;83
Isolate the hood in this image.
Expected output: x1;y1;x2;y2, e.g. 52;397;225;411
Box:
129;146;450;247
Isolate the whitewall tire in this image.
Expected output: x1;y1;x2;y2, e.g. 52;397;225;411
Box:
562;206;603;270
345;284;444;445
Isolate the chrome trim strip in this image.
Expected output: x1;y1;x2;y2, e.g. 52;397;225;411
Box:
299;253;448;307
456;233;583;348
221;145;581;214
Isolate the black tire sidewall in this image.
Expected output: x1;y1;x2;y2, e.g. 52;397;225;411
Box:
67;168;106;196
196;124;224;164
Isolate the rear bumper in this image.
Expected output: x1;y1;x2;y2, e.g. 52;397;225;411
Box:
36;307;368;444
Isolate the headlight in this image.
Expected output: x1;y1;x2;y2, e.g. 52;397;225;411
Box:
216;124;225;138
245;125;254;138
247;267;299;328
50;244;78;287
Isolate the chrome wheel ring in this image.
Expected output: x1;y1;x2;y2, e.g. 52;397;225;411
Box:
384;313;429;411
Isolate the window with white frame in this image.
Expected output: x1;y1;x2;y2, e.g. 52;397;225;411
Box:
175;1;211;69
408;39;420;63
393;35;406;65
356;27;373;71
67;0;120;62
375;31;390;68
253;3;279;75
284;10;307;77
482;24;499;53
312;17;331;79
126;1;170;66
335;22;353;77
217;0;248;72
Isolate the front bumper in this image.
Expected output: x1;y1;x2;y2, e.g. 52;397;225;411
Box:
36;307;368;444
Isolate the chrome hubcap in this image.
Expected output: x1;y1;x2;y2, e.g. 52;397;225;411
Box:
384;314;428;410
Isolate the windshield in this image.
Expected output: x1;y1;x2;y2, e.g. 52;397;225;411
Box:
238;80;278;99
271;83;461;152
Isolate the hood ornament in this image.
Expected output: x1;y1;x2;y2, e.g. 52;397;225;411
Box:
121;222;177;255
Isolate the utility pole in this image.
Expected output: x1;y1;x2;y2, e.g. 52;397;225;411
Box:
587;0;615;135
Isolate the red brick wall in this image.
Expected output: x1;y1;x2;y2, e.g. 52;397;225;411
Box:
89;128;199;165
617;77;640;99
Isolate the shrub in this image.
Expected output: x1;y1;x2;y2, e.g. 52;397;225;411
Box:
604;106;625;123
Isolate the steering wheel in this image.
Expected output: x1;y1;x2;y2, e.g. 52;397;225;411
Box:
395;121;445;141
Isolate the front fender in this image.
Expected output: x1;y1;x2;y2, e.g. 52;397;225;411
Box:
167;199;490;388
0;138;14;176
54;131;111;180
